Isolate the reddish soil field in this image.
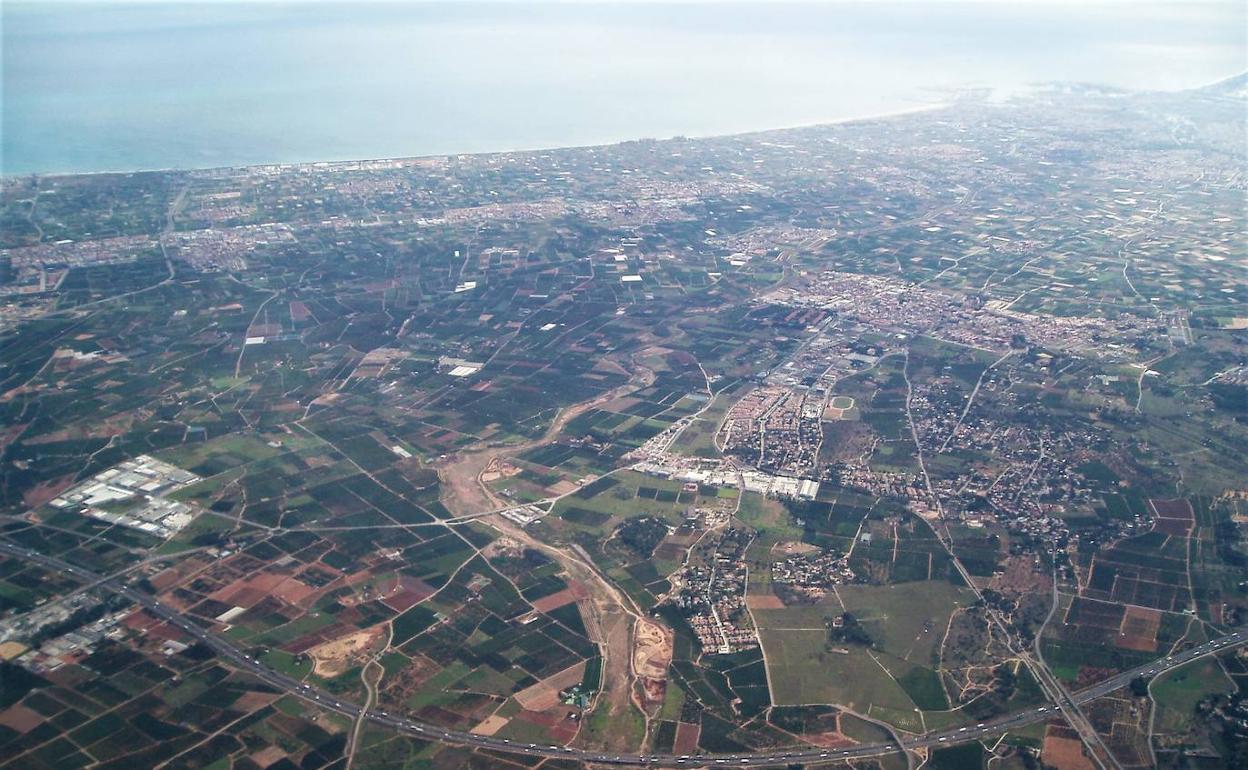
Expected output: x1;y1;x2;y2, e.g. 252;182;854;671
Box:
745;594;786;610
270;578;315;605
383;584;435;613
1152;518;1192;536
233;691;280;711
289;300;313;322
532;581;590;613
1150;499;1194;519
511;709;579;744
673;722;702;754
1150;499;1195;536
219;586;269;608
0;704;44;733
1042;725;1097;770
22;477;76;508
532;587;580;613
211;573;287;605
285;622;353;654
123;608;166;633
146;619;193;643
121;606;189;643
1116;606;1161;652
148;558;210;592
210;572;319;609
250;745;288;768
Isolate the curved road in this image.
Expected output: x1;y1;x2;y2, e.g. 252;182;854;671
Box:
3;541;1243;768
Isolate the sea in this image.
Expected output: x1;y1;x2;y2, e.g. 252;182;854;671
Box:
3;1;1245;175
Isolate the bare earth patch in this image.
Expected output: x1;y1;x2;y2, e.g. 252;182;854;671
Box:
632;618;673;680
470;714;511;736
233;690;282;712
479;458;522;484
1042;724;1098;770
307;625;386;677
799;731;855;749
989;554;1052;596
515;662;587;712
772;541;819;556
0;641;29;661
548;479;580;496
633;617;673;709
532;584;587;613
22;477;76;509
746;594;786;610
0;704;43;733
249;745;288;768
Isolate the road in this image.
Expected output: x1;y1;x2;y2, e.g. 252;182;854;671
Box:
900;349;1117;769
3;541;1244;768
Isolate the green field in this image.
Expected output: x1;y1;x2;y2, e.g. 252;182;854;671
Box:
835;582;973;664
1151;655;1234;734
551;469;724;530
756;626;915;713
754;581;971;726
667;392;731;457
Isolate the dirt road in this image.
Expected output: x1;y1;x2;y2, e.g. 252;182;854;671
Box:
434;357;658;750
438;361;655;517
487;513;647;750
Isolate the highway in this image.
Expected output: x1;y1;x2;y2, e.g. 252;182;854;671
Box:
3;541;1243;768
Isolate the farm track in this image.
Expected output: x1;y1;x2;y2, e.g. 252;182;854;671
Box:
4;541;1243;768
434;357;657;749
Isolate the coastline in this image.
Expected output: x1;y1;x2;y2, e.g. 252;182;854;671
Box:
8;65;1244;180
1;101;951;182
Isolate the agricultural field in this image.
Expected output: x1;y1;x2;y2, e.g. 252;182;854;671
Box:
0;76;1245;769
753;581;975;731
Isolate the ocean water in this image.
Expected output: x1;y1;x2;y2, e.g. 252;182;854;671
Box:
3;1;1245;175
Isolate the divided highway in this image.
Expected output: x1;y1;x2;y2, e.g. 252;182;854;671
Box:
3;541;1243;768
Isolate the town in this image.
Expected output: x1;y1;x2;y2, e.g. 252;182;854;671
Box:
0;77;1244;770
